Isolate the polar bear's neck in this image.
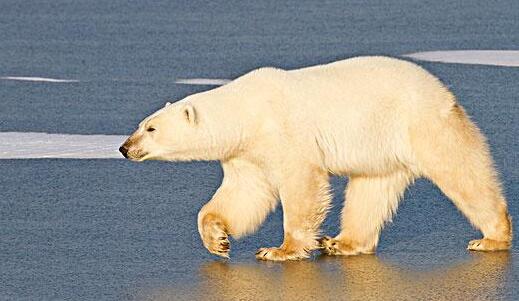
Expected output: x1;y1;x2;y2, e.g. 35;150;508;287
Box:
175;69;286;162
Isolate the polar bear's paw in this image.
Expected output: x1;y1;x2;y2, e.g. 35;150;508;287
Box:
467;238;511;251
318;236;374;256
200;214;230;258
255;246;310;261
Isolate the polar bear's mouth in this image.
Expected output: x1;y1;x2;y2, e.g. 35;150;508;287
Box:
119;144;149;162
128;151;149;162
134;153;151;161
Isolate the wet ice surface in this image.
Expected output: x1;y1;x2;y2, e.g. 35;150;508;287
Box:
1;0;519;300
1;161;518;301
147;253;514;301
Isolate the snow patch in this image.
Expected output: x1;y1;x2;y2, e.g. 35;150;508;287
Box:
175;78;230;86
0;76;80;83
0;132;126;159
403;50;519;67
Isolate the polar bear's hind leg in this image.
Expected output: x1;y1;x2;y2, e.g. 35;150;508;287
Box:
413;103;512;251
321;170;414;256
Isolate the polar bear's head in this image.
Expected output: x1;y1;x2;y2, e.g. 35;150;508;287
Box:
119;101;206;162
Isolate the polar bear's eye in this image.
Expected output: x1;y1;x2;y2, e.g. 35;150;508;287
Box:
146;127;156;132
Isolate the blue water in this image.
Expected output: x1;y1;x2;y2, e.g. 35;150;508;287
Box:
0;1;518;300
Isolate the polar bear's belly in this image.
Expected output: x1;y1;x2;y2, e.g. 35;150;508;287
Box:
315;121;411;177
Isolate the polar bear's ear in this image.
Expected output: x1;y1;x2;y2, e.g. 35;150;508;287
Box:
182;103;197;125
165;102;172;107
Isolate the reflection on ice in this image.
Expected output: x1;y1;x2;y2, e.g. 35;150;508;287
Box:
143;252;511;300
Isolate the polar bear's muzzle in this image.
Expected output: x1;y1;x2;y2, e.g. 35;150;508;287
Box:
119;135;149;161
119;145;129;158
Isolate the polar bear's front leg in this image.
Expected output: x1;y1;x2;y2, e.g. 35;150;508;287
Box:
198;212;231;258
256;166;331;261
198;159;278;258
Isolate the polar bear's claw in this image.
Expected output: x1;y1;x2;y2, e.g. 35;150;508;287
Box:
255;246;309;261
319;236;373;256
467;238;511;251
319;236;348;256
208;234;230;258
200;214;231;258
318;236;336;255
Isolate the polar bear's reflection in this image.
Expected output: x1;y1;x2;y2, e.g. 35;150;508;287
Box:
148;253;510;300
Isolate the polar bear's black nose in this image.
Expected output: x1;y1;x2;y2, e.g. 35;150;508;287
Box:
119;145;129;158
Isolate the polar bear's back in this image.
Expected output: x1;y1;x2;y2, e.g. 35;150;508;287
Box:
193;56;459;176
288;56;454;110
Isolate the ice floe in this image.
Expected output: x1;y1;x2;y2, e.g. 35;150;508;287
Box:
175;78;230;85
403;50;519;67
0;76;80;83
0;132;126;159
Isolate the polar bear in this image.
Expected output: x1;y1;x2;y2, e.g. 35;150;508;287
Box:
120;56;512;261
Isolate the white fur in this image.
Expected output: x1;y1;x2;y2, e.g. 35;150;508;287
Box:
122;56;511;260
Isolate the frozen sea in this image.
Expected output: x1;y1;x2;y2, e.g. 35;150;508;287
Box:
1;1;518;300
